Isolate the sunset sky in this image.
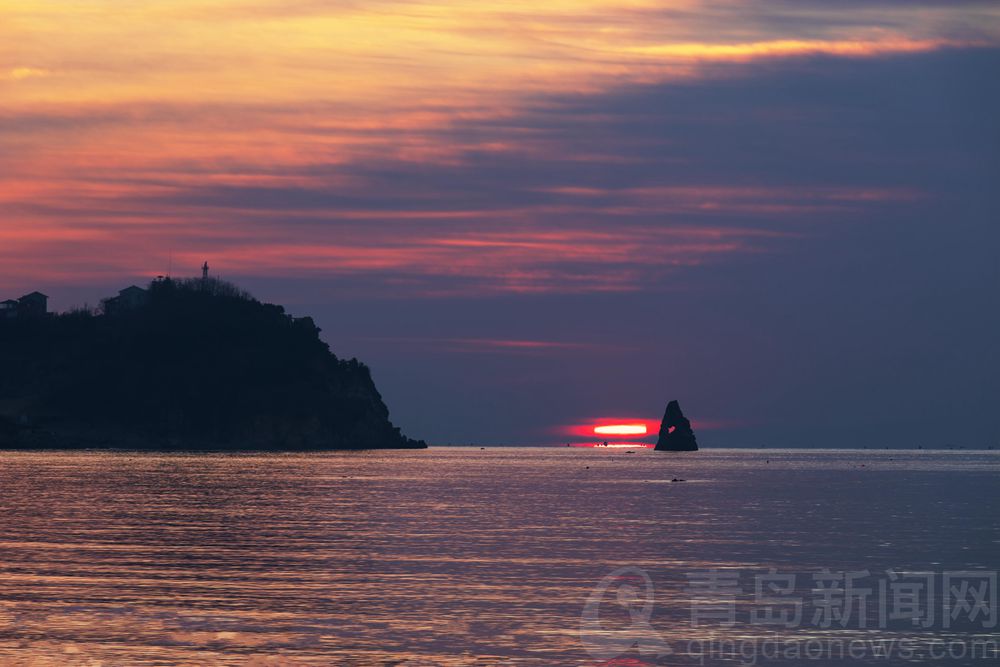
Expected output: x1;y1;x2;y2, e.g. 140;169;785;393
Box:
3;1;998;446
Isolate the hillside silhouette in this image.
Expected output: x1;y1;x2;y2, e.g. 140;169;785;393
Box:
0;277;426;450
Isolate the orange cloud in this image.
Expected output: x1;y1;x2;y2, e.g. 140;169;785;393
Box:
624;38;969;62
4;67;52;81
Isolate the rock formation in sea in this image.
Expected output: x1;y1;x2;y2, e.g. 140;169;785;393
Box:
0;276;426;450
654;400;698;451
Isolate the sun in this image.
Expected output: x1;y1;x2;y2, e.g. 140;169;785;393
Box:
594;423;648;436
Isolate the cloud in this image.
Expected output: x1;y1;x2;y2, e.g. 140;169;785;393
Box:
353;336;626;353
4;67;51;81
624;37;969;61
3;47;997;300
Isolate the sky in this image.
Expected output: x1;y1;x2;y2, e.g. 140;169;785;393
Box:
3;0;999;447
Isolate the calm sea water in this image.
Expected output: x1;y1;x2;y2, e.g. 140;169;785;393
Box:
0;448;997;666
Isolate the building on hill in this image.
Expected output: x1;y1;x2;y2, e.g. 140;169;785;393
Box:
0;299;18;319
118;285;149;309
102;285;149;316
17;292;48;318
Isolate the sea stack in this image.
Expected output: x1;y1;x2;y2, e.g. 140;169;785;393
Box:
654;400;698;451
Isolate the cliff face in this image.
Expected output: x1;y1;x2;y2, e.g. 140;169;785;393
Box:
0;278;426;450
654;400;698;452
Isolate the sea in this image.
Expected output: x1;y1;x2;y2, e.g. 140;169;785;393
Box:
0;448;997;666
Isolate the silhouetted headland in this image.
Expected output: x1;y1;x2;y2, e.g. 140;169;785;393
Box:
654;400;698;451
0;276;426;450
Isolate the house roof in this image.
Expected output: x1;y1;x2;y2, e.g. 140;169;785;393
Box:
119;285;147;295
1;299;18;306
19;291;48;300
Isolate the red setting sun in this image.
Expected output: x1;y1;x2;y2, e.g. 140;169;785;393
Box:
558;418;660;446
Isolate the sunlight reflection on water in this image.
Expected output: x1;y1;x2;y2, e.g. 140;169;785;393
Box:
0;448;997;665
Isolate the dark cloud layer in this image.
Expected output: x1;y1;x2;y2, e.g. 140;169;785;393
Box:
285;48;998;446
